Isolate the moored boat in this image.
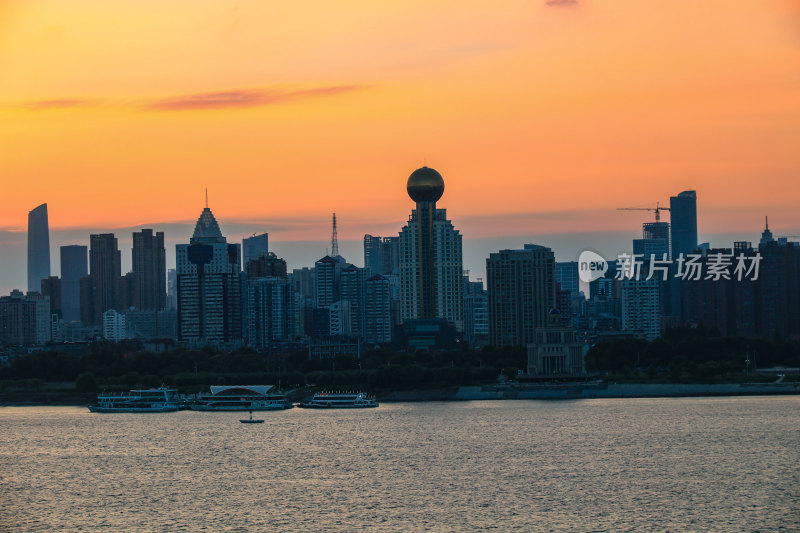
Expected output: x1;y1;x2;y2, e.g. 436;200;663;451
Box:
299;391;378;409
88;387;180;413
189;385;292;411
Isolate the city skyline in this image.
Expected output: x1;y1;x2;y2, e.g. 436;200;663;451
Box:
0;199;796;297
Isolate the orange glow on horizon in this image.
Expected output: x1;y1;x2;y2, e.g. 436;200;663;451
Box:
0;0;798;241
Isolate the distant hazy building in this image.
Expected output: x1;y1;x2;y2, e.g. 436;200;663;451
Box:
364;235;400;275
89;233;121;326
124;309;177;340
291;267;315;300
60;245;88;322
670;190;698;258
399;167;464;331
132;229;166;311
621;277;661;340
103;309;126;342
242;233;269;267
176;204;242;346
487;244;556;346
27;203;50;293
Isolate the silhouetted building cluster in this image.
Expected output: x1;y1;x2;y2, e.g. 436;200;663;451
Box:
4;180;799;378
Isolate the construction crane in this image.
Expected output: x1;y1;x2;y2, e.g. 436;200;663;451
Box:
616;202;670;222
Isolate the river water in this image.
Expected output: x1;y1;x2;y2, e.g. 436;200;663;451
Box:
1;397;798;532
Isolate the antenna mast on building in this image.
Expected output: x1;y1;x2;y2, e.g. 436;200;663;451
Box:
331;212;339;257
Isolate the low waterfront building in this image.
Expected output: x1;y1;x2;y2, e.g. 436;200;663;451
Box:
526;310;588;376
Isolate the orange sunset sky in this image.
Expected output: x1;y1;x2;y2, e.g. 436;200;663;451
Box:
1;0;799;290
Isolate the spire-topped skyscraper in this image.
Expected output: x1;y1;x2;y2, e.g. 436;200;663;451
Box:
329;212;346;263
760;216;774;245
399;166;464;331
176;200;242;345
331;212;339;258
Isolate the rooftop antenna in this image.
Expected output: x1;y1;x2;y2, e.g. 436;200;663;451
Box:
331;212;339;257
205;188;209;209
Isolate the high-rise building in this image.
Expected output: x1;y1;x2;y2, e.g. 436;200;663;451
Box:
364;235;400;275
176;204;242;345
329;300;352;336
621;277;661;340
242;233;269;267
670;190;698;258
340;265;367;340
555;262;579;295
167;269;178;310
759;216;774;246
89;233;121;326
247;276;294;350
364;274;392;344
103;309;127;341
0;290;51;346
641;221;671;260
314;256;339;308
132;229;166;311
398;167;464;331
633;238;669;260
487;244;556;346
364;235;383;274
60;245;87;322
245;252;287;279
40;276;61;318
757;237;800;340
290;267;315;300
27;203;50;293
463;278;488;347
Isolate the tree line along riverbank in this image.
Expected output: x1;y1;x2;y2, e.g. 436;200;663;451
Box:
1;327;798;403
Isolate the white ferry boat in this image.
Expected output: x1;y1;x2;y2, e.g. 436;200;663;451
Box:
88;388;180;413
299;391;378;409
190;385;292;411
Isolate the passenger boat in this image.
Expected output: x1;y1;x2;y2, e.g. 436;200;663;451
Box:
189;385;292;411
299;391;378;409
88;388;180;413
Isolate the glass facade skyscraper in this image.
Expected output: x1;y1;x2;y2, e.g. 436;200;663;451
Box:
27;203;50;293
60;245;87;322
670;190;698;259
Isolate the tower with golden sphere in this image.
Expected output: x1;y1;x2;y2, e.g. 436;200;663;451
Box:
399;167;464;331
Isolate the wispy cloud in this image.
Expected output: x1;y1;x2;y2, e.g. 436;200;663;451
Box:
147;85;365;111
25;98;95;111
545;0;579;6
12;85;365;113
